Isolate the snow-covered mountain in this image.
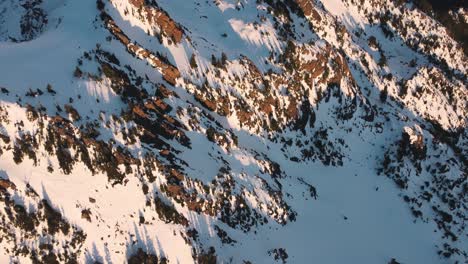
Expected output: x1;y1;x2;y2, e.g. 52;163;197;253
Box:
0;0;466;263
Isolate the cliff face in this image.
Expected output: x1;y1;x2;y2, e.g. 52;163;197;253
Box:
0;0;466;263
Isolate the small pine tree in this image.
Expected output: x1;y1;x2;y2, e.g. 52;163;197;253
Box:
13;145;24;164
388;258;401;264
190;54;198;69
96;0;105;10
46;84;56;95
74;66;83;78
211;54;218;67
378;53;387;67
206;127;217;142
156;33;163;44
221;52;228;66
380;86;388;102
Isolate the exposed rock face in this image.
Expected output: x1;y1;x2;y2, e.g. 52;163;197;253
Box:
295;0;322;22
19;0;48;41
0;179;16;190
0;0;48;42
101;11;180;85
127;0;184;43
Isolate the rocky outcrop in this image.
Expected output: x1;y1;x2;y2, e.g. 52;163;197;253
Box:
295;0;322;22
128;0;184;43
101;12;180;86
0;179;15;191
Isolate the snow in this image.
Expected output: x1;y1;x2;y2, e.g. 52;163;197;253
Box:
0;0;466;263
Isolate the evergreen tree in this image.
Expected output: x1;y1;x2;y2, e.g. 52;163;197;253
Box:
190;54;198;69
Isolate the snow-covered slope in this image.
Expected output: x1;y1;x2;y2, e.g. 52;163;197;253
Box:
0;0;466;263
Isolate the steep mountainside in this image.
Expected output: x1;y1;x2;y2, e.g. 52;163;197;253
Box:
0;0;466;263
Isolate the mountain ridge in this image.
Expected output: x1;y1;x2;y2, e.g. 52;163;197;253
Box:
0;0;466;263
